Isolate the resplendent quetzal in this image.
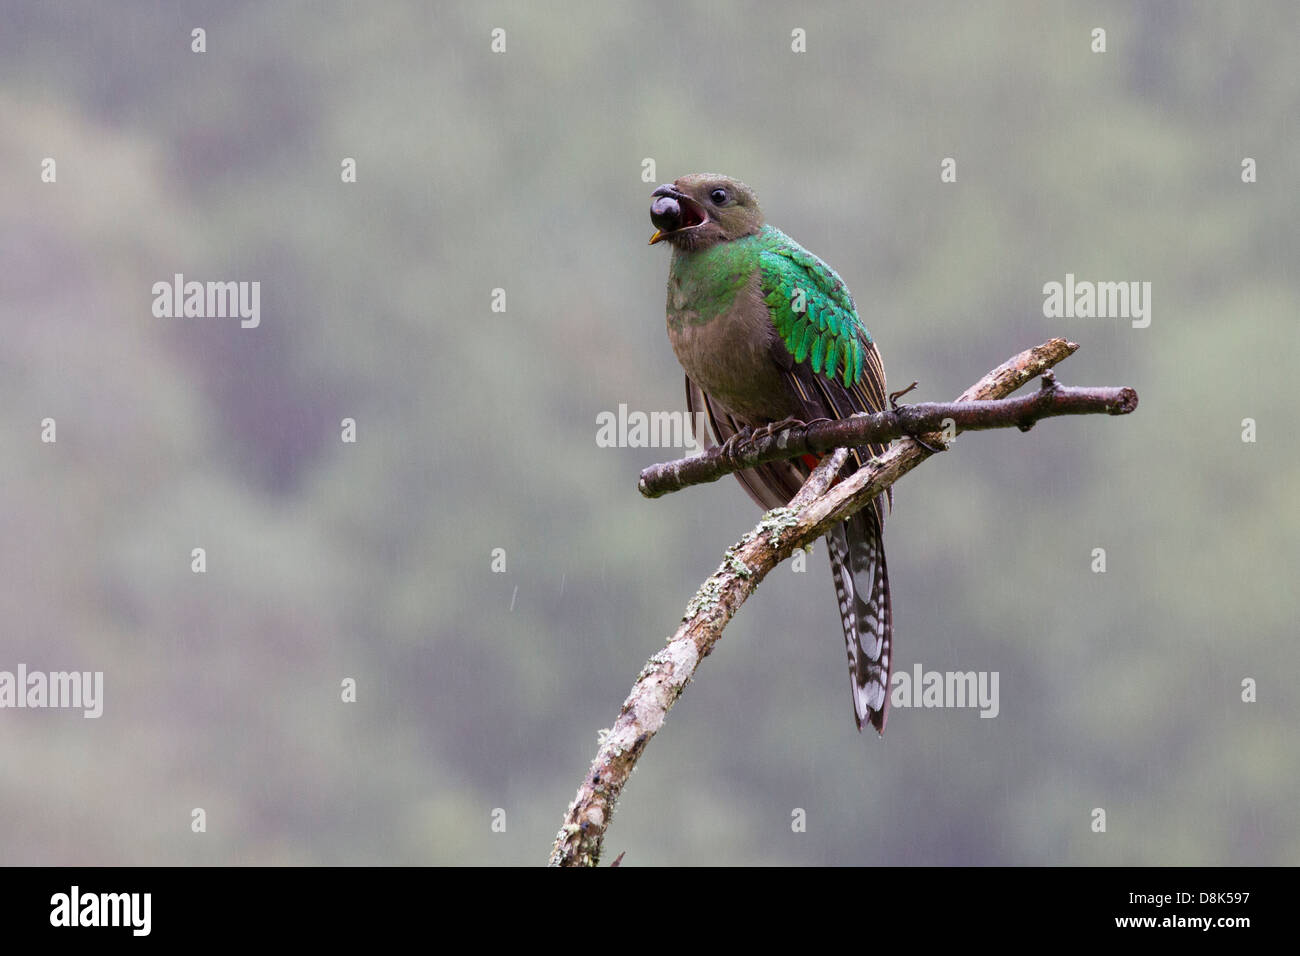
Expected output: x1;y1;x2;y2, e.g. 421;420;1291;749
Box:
649;173;893;734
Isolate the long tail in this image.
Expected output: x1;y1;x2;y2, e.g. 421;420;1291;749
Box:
825;510;893;734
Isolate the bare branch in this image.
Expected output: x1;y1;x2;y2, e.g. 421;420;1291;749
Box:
787;447;849;510
638;339;1137;498
550;338;1133;867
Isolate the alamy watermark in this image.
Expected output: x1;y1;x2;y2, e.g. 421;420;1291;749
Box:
890;664;999;718
1043;273;1151;328
152;273;260;328
596;404;709;452
0;664;103;718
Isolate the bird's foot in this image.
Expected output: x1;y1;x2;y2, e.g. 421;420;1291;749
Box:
716;426;755;466
888;380;945;453
750;416;805;444
720;417;810;467
888;381;920;409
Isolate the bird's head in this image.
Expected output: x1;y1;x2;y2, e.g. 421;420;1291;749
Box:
648;174;763;252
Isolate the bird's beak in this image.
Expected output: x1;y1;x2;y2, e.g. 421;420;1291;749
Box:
649;184;705;245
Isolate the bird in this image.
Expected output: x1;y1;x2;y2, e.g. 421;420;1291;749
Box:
649;173;894;734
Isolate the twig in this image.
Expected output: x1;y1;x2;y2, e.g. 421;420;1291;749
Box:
550;338;1133;866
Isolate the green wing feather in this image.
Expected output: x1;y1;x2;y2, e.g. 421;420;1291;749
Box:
757;227;869;388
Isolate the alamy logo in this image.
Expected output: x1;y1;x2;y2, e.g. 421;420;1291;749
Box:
50;886;151;936
152;273;261;328
1042;273;1151;328
0;664;103;718
890;665;999;718
596;404;709;452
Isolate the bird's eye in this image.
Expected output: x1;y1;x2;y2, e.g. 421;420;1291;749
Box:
709;188;728;205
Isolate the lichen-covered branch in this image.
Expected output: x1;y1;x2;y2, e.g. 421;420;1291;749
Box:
638;340;1136;498
550;338;1131;867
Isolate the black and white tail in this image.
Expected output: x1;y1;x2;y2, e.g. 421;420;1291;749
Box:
826;509;892;734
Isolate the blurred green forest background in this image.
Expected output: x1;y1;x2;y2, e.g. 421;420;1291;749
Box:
1;1;1296;865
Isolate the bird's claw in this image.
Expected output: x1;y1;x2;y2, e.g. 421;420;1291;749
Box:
751;416;804;444
888;381;944;452
718;417;810;467
717;427;754;466
888;381;920;410
719;415;811;464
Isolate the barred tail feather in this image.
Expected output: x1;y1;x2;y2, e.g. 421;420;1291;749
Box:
826;511;893;734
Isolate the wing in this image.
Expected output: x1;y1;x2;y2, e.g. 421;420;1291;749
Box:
758;232;873;393
758;231;894;733
758;230;889;498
